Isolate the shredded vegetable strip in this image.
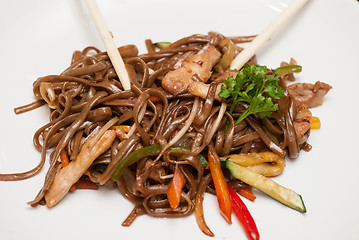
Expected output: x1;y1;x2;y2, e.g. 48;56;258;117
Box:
60;149;70;168
238;188;256;202
167;165;186;209
228;183;260;240
155;97;200;161
208;145;232;224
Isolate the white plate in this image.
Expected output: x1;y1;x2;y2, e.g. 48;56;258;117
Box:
1;0;359;239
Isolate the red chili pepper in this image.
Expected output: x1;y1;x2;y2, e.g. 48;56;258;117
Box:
227;183;260;240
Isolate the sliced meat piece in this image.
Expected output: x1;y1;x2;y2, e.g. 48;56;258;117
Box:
287;81;332;108
293;105;312;145
161;45;221;95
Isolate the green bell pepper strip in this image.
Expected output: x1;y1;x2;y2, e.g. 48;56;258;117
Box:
111;144;161;180
111;144;208;180
274;64;302;76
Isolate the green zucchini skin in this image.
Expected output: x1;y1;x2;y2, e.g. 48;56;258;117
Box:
226;160;306;213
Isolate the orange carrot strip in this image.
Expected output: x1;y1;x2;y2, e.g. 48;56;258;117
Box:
238;188;256;202
167;165;185;209
60;149;70;167
208;145;232;224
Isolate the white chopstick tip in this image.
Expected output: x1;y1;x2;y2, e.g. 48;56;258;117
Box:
85;0;131;91
230;0;311;71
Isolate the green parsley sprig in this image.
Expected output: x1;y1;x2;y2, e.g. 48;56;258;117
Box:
219;64;285;124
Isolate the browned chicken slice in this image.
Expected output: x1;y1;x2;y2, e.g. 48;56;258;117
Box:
162;45;221;95
293;105;312;145
45;130;116;207
287;81;332;108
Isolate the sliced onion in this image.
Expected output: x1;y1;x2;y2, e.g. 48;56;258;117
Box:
87;117;118;149
195;102;227;154
155;97;200;161
219;39;235;69
39;82;56;109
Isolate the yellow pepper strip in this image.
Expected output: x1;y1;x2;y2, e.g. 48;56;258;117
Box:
310;116;321;129
220;152;285;177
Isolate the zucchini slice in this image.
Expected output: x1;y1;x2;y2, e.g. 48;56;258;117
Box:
154;42;171;49
226;159;306;213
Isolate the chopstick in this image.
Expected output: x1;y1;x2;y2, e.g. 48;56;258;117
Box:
84;0;309;89
230;0;310;70
85;0;131;90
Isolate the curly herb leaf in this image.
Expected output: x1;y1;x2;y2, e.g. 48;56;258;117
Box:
219;64;285;124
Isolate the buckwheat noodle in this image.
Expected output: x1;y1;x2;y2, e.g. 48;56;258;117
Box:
1;32;308;230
